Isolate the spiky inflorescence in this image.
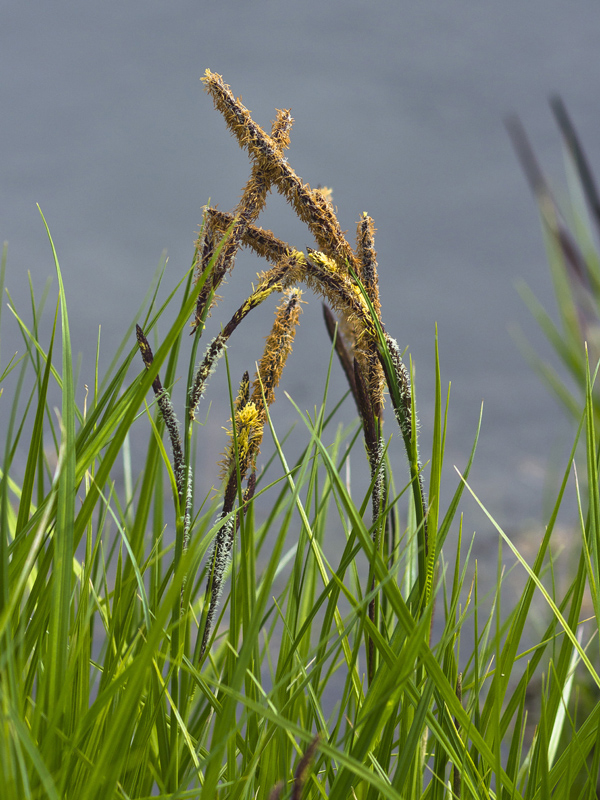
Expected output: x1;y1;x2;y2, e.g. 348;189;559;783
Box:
223;286;304;470
356;212;381;321
251;288;303;417
353;353;385;684
192;105;294;331
383;333;414;443
220;401;263;482
296;249;374;338
197;213;381;356
199;512;235;658
219;286;303;492
234;369;250;413
188;332;228;420
135;325;185;507
355;213;385;419
202;70;360;272
383;332;428;553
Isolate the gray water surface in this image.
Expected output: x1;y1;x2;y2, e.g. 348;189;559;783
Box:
3;1;599;546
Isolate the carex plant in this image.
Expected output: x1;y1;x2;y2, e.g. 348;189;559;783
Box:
12;71;600;799
135;69;436;667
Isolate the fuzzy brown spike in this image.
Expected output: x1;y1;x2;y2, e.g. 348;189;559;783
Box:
202;70;360;270
302;250;375;339
218;290;303;484
251;288;304;417
200;290;302;661
192;100;294;331
202;215;381;350
367;357;385;421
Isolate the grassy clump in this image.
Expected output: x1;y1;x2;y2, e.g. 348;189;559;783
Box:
1;75;600;798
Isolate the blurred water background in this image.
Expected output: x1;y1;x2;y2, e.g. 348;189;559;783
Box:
2;1;600;557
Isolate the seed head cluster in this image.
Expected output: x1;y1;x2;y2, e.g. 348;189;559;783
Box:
136;71;427;659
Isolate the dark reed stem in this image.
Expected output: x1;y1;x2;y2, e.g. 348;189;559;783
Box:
550;95;600;235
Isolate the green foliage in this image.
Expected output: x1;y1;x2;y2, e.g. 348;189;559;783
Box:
2;84;600;799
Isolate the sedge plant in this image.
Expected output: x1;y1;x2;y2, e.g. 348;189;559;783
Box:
1;74;600;798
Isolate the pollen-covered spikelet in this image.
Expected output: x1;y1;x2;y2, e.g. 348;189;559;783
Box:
191;103;294;331
201;213;377;347
316;186;334;205
299;250;377;344
251;288;303;414
213;104;294;272
220;401;263;480
202;70;360;270
234;370;250;413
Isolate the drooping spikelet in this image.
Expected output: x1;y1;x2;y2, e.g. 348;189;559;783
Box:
220;400;263;482
322;305;359;410
251;287;304;416
202;70;360;272
192;104;294;331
